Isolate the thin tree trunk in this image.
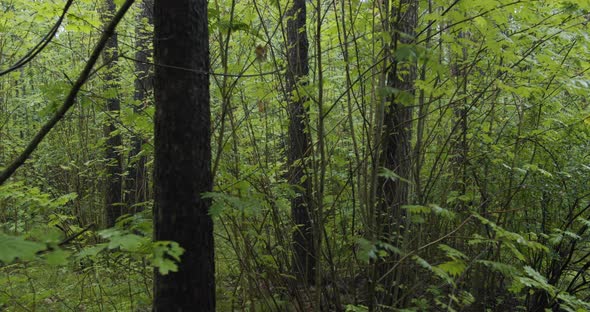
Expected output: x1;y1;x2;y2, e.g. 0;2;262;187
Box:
101;0;123;227
450;31;469;212
376;0;418;307
126;0;153;213
286;0;315;285
153;0;215;310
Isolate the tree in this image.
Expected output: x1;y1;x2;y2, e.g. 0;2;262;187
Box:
101;0;124;227
125;0;153;212
376;0;418;306
4;0;590;310
286;0;314;285
449;30;469;212
152;0;215;310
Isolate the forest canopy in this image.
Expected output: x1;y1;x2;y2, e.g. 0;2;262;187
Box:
1;0;590;311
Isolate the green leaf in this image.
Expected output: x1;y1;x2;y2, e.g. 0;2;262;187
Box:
377;86;400;98
345;305;369;312
377;241;402;256
218;20;250;33
44;249;71;266
77;244;107;258
379;167;411;183
98;228;146;251
0;233;45;263
413;255;432;270
430;204;456;219
395;90;415;106
206;195;225;217
438;244;467;260
107;233;143;251
437;260;466;277
523;266;549;287
402;205;431;214
394;44;417;61
208;7;220;19
477;260;518;276
152;241;184;275
202;191;261;217
506;243;526;261
356;237;377;263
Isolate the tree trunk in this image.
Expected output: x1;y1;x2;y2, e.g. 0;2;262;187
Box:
153;0;215;310
450;31;469;212
286;0;315;285
126;0;153;213
376;0;418;306
101;0;123;228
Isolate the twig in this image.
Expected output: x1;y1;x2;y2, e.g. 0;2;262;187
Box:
58;223;96;247
377;215;474;284
0;0;75;77
0;0;136;185
36;223;96;255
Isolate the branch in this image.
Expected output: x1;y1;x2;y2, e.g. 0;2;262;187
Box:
376;215;473;284
119;54;284;78
0;0;136;185
58;223;96;247
36;223;96;255
0;0;75;77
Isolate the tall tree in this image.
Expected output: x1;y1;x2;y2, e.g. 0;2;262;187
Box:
286;0;314;284
101;0;123;227
125;0;153;212
376;0;419;306
152;0;215;310
449;31;469;212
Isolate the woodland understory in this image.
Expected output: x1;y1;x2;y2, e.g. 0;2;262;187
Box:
1;0;590;311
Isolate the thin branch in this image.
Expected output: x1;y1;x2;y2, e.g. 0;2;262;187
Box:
377;215;474;284
119;54;283;78
57;223;96;247
36;223;96;255
0;0;75;77
0;0;136;185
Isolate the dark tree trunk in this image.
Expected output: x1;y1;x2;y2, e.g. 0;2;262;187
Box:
153;0;215;311
376;0;418;306
286;0;314;285
450;31;469;212
101;0;123;228
126;0;153;213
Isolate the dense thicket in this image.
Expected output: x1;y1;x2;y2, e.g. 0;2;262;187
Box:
1;0;590;311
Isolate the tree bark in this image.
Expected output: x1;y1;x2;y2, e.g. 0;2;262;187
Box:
376;0;418;306
153;0;215;311
286;0;315;285
450;31;469;212
101;0;123;228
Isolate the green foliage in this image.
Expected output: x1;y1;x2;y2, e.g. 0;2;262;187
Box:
203;186;270;218
356;237;401;263
2;0;590;310
152;241;184;275
74;215;184;275
0;233;44;263
346;304;369;312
